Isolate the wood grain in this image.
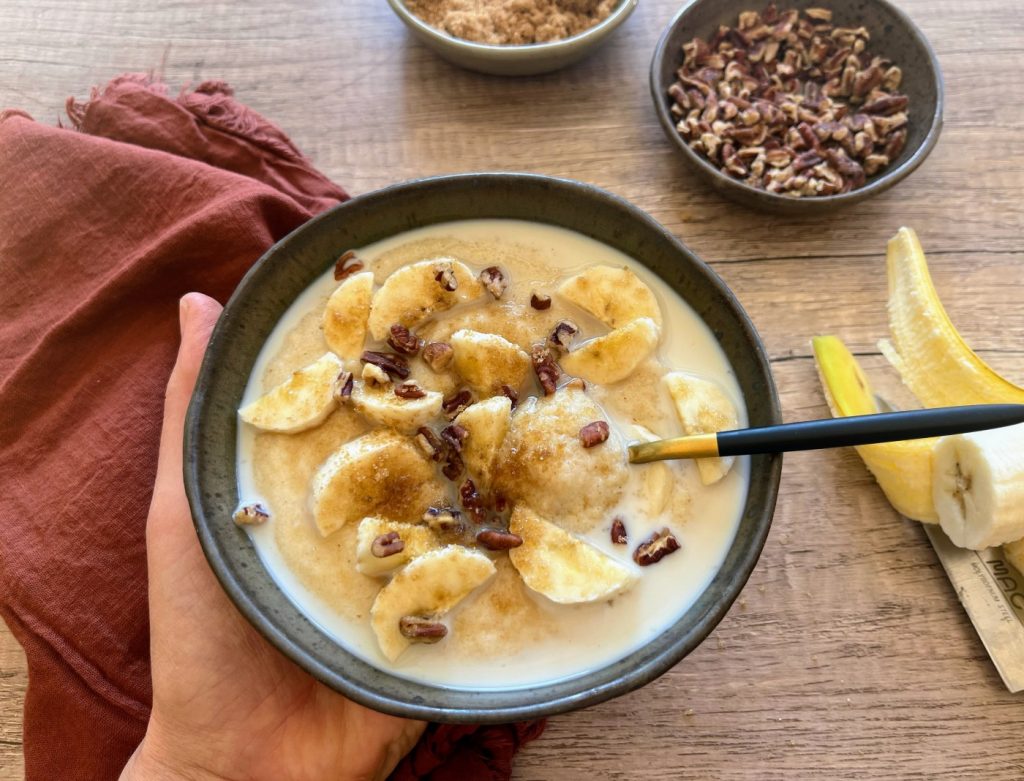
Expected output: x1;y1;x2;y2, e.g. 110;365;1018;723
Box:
1;0;1022;778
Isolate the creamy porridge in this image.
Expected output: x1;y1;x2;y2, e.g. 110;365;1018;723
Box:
235;219;748;689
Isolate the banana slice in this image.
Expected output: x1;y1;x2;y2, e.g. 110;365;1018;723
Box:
560;318;660;385
355;517;441;577
370;546;496;661
663;371;739;485
450;329;531;396
630;424;673;515
931;423;1024;550
1005;539;1024;575
311;430;444;536
455;395;512;488
239;353;343;433
813;335;937;522
883;227;1024;407
350;381;443;434
557;266;663;329
508;505;638;604
322;271;373;359
367;258;485;340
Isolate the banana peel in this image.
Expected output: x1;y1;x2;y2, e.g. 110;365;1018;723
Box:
881;227;1024;407
812;335;938;523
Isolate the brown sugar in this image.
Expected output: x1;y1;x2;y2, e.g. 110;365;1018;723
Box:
404;0;619;45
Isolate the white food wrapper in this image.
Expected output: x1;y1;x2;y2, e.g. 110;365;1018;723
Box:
924;524;1024;693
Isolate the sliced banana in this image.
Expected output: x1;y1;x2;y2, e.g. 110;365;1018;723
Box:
630;424;673;515
370;546;496;661
932;424;1024;550
508;504;638;604
663;371;738;485
449;329;531;396
557;265;663;329
239;353;343;433
350;381;443;434
355;517;441;577
455;395;512;488
1005;539;1024;575
322;271;373;359
311;430;444;537
560;317;660;385
367;258;485;340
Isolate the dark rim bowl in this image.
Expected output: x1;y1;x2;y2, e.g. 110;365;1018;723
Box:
184;173;783;723
650;0;944;214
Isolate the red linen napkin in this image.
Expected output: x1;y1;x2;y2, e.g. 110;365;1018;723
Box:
0;74;543;781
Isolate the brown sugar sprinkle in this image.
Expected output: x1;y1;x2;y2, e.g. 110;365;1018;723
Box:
405;0;619;46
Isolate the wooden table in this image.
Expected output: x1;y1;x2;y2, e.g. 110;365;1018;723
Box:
2;1;1023;778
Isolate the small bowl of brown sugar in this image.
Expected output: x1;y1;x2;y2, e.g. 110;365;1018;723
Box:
386;0;639;76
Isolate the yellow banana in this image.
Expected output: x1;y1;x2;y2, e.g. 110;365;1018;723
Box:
881;227;1024;407
812;335;937;523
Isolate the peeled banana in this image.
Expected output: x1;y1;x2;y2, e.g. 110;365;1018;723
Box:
355;517;440;577
931;424;1024;550
367;258;484;340
663;371;738;486
812;335;937;523
350;381;443;434
450;329;531;396
455;395;512;489
323;271;373;359
560;317;660;385
557;265;663;329
238;352;343;433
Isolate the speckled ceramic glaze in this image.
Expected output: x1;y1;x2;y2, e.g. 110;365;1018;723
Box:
650;0;944;214
385;0;638;76
183;173;782;723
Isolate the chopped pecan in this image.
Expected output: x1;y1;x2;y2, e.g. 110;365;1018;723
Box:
361;351;411;380
530;292;552;310
500;384;519;409
371;531;405;558
442;388;473;418
333;250;364;281
233;502;270;526
531;345;561;396
399;616;447;643
548;320;578;353
434;265;458;292
441;451;464;481
579;421;610;448
423;506;466;534
460;478;486;524
415;426;445;461
861;94;908;116
610;517;628;545
332;370;354;403
394;381;427;400
633;528;681;566
440;424;468;454
479;266;507;299
422;341;454;372
476;529;524;550
387;324;422;356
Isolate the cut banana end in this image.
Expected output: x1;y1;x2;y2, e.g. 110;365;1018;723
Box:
239;353;343;433
323;271;373;359
557;265;663;329
370;546;496;661
367;258;485;340
350;381;443;434
455;395;512;489
931;424;1024;550
884;227;1024;407
508;505;638;604
355;517;440;577
662;371;737;485
560;317;660;385
450;329;531;396
812;335;937;523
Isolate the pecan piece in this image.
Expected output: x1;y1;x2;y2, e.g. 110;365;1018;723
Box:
476;529;524;550
333;250;364;281
399;616;447;643
579;421;610;448
531;345;561;396
434;265;458;292
530;292;552;310
633;528;681;566
233;502;270;526
440;424;468;454
422;341;454;372
442;388;473;418
423;506;466;534
332;370;354;403
441;451;464;481
387;324;422;356
415;426;445;461
371;531;405;558
460;478;486;524
610;517;627;545
394;381;427;400
479;266;507;299
548;320;578;353
361;351;410;380
861;94;908;116
500;384;519;410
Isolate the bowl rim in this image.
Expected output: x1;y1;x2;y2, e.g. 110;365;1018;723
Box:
385;0;639;57
649;0;945;207
184;172;783;722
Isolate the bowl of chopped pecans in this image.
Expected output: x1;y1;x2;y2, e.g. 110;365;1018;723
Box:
650;0;944;213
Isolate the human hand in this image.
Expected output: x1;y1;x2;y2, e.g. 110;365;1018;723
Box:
121;293;425;781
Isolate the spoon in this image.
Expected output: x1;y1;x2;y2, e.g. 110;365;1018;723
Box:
627;404;1024;464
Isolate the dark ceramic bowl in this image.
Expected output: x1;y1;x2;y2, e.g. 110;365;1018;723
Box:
650;0;944;214
184;173;782;723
